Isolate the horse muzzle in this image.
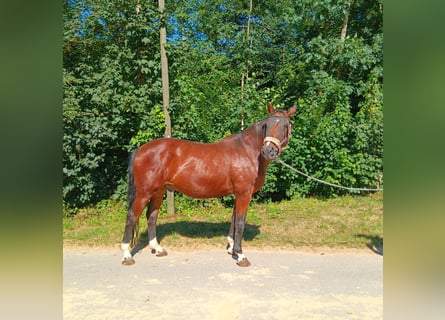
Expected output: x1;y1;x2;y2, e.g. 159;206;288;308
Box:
261;137;282;160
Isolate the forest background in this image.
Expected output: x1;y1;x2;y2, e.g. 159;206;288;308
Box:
63;0;383;211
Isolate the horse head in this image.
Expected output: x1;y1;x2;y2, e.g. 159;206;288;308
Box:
261;103;297;161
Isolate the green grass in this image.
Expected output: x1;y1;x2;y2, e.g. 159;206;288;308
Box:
63;193;383;252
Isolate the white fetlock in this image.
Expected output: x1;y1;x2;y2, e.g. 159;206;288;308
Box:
149;238;165;255
121;243;135;264
236;252;246;262
121;243;132;260
235;252;251;267
226;236;234;255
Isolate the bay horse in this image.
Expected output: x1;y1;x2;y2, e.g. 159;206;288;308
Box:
121;103;297;267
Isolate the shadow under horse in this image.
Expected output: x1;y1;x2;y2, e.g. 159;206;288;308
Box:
121;103;297;267
130;221;261;257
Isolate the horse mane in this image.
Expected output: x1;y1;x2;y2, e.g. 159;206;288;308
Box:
222;118;265;144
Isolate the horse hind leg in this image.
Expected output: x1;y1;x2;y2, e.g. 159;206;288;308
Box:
121;149;142;265
121;211;137;265
121;194;150;265
226;210;235;255
147;190;168;257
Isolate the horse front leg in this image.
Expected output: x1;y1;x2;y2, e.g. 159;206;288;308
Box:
231;192;252;267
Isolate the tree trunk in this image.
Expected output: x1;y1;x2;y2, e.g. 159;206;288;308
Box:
240;0;253;130
339;1;351;53
159;0;174;215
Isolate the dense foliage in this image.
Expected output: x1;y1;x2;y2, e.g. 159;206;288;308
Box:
63;0;383;209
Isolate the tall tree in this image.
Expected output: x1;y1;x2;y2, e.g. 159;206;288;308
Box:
159;0;174;214
339;1;352;53
63;0;163;208
240;0;253;129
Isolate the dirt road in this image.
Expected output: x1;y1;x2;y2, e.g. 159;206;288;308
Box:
64;247;382;319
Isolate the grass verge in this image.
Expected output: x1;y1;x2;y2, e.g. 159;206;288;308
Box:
63;192;382;253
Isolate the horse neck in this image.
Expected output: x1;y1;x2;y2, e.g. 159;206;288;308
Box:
238;120;271;191
240;120;272;169
239;120;265;155
254;131;271;191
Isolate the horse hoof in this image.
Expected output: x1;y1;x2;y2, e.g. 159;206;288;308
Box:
156;249;168;257
121;257;135;265
236;258;251;267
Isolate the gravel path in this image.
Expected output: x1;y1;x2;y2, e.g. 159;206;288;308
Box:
64;247;382;319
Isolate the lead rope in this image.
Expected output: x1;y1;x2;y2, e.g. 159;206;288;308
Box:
276;159;383;192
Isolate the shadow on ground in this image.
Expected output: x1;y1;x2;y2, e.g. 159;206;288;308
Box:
131;221;260;255
355;234;383;255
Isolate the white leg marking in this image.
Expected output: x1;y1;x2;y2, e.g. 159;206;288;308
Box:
236;253;247;262
227;236;234;254
121;243;132;260
149;237;164;254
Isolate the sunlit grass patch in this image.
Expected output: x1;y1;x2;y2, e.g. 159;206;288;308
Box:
63;192;382;251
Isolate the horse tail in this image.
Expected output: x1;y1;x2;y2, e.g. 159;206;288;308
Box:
127;148;138;211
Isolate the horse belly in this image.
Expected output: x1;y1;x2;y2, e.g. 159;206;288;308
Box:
169;172;233;199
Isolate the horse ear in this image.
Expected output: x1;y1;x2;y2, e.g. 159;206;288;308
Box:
286;105;297;117
267;103;275;114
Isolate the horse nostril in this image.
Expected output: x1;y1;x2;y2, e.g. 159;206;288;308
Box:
261;145;279;160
